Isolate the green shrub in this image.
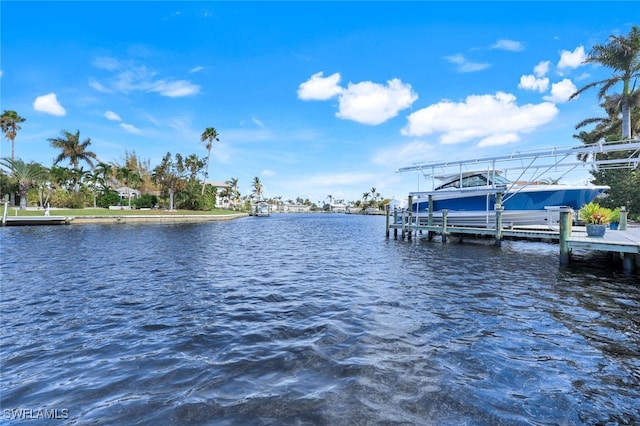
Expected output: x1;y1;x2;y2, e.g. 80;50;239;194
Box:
133;194;158;209
97;191;120;208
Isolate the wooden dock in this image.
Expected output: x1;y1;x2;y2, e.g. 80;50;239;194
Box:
566;227;640;272
2;216;73;226
386;207;640;273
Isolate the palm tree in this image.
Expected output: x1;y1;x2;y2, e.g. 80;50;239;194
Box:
221;177;240;208
573;94;640;160
95;162;114;187
49;165;73;191
152;152;186;210
200;127;220;195
570;26;640;139
252;176;264;201
86;170;104;208
0;110;26;168
0;158;48;210
116;166;142;207
69;167;89;194
48;130;99;170
184;154;205;181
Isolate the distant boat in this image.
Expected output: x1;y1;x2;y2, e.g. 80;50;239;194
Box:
254;201;270;217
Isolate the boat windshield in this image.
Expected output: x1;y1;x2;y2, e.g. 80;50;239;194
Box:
435;173;510;190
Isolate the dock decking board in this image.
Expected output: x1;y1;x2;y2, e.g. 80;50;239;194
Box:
567;228;640;254
388;220;640;272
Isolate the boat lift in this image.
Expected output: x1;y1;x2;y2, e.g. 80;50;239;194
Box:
397;139;640;196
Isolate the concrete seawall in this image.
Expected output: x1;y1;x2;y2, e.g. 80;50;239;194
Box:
70;213;249;225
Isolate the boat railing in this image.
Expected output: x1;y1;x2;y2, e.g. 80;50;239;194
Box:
409;186;506;198
397;139;640;191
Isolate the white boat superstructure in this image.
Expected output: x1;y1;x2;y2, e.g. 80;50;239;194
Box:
397;139;640;228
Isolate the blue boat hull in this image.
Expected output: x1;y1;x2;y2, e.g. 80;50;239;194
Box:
415;187;606;213
410;186;609;227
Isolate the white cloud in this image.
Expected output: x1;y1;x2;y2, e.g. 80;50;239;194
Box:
477;133;520;147
33;93;66;116
557;46;586;70
336;79;418;125
518;74;549;92
543;78;577;103
401;92;558;147
303;171;377;187
261;169;276;177
297;72;343;100
91;58;200;97
534;61;550;77
251;116;265;128
492;39;525;52
445;54;491;73
190;66;204;73
574;71;591;81
371;140;435;167
120;123;142;134
105;110;122;121
298;72;418;125
92;56;121;71
89;78;112;93
149;80;200;97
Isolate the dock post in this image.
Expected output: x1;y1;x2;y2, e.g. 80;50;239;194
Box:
401;209;406;240
619;206;627;231
385;204;390;238
494;204;503;247
442;209;448;243
2;194;8;225
622;253;636;273
427;195;434;240
407;196;413;241
559;207;573;266
393;209;398;238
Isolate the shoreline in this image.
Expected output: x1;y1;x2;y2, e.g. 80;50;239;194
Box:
69;213;249;225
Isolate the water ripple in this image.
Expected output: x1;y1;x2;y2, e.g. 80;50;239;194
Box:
1;215;638;425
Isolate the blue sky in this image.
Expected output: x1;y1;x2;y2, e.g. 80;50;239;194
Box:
1;1;637;204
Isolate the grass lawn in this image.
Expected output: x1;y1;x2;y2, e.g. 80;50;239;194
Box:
4;207;245;217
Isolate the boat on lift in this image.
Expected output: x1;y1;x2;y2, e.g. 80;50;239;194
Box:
409;170;608;227
397;140;640;228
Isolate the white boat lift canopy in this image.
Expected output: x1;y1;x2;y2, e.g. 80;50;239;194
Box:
397;139;640;193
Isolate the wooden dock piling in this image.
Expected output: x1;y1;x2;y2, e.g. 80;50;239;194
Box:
386;204;639;274
559;207;573;267
494;204;503;247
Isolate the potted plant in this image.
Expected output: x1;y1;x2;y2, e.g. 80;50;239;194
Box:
608;207;621;230
578;202;611;237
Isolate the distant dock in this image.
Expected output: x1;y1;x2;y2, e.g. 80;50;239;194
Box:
2;216;73;226
386;207;640;274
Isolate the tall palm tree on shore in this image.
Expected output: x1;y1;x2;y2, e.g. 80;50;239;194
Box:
572;94;640;160
95;162;114;188
48;130;98;170
200;127;220;195
0;110;26;171
0;158;48;210
224;177;239;207
252;176;264;201
569;26;640;139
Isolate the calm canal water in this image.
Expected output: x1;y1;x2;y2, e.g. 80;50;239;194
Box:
1;214;638;425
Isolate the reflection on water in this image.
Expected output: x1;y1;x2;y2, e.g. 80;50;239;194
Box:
1;214;638;425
